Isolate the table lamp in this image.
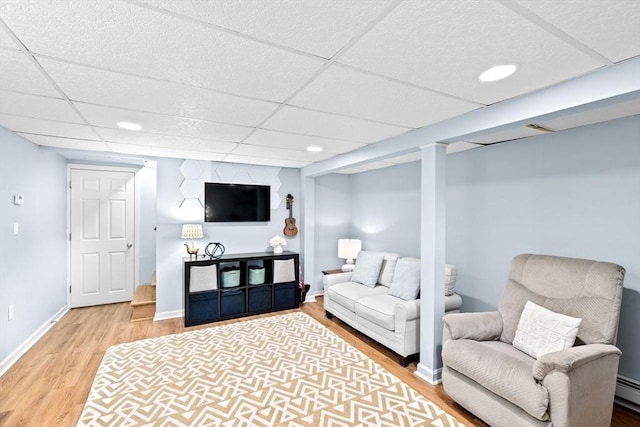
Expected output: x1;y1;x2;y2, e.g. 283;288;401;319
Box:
181;223;204;259
338;239;362;272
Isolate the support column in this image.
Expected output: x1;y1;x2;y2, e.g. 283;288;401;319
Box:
415;142;447;384
300;175;316;302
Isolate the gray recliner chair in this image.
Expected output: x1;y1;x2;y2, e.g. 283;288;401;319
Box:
441;254;625;427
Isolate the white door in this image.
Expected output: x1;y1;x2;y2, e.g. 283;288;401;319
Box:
70;168;135;307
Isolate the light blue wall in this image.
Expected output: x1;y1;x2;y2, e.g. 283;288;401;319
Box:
350;162;422;257
446;115;640;380
311;173;351;294
0;127;67;362
155;158;301;315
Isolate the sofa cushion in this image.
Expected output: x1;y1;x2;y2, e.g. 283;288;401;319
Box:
377;253;401;286
442;340;549;421
326;282;388;312
387;258;421;300
355;294;404;331
351;252;385;287
513;301;582;359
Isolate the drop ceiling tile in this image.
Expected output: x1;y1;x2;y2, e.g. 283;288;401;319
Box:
0;114;98;139
223;154;310;169
75;103;252;143
0;90;83;123
244;129;365;154
1;0;324;101
107;142;227;162
0;49;59;97
467;126;543;145
539;99;640;131
137;0;394;58
514;0;640;63
291;65;480;128
232;143;334;162
96;128;237;153
0;25;18;49
262;106;409;143
38;58;279;127
338;0;604;105
17;133;110;151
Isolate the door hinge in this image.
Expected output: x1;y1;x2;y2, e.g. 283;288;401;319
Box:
69;233;71;241
69;285;71;294
68;181;72;189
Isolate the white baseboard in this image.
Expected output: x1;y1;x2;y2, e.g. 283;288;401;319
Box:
154;309;184;321
616;375;640;412
415;363;442;385
0;305;69;377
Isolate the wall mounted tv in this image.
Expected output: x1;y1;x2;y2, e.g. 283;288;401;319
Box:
204;183;270;222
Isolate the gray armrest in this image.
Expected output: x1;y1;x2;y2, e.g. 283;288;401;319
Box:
443;311;503;341
533;344;621;381
323;272;353;288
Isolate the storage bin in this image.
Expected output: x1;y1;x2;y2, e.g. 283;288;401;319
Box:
188;292;218;324
248;266;265;285
221;268;240;288
220;289;245;317
274;283;296;309
248;286;272;312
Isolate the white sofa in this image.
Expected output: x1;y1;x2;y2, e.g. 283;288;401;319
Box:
323;251;462;366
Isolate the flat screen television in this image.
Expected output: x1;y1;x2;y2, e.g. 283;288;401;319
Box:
204;183;270;222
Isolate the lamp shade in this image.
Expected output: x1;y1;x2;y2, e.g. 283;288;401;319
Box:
181;223;204;240
338;239;362;260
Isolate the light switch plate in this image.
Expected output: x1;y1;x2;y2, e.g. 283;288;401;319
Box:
13;194;24;205
13;222;19;235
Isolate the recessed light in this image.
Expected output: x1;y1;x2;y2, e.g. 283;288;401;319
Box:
479;64;517;82
307;146;322;152
117;121;142;131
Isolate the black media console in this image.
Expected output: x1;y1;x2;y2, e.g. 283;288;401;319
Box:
183;251;299;327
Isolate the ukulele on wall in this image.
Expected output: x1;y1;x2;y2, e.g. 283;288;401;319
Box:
284;194;298;237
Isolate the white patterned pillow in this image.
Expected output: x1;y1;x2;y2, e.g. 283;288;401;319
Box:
351;251;385;288
387;258;421;300
513;301;582;359
444;264;457;296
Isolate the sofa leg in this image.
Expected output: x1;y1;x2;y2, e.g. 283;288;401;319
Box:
399;356;409;367
325;311;333;319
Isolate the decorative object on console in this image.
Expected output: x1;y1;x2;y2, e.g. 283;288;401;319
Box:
283;194;298;237
205;242;225;259
181;223;204;259
338;238;362;272
270;235;286;254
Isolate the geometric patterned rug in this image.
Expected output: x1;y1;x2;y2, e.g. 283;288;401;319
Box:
77;312;464;426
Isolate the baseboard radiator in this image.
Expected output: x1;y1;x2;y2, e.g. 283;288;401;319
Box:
616;375;640;413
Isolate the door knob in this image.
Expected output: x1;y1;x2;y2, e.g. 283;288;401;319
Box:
127;242;133;248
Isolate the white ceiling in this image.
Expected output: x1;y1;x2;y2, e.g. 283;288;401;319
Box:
0;0;638;171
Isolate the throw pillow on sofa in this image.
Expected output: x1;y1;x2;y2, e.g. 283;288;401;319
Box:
388;258;421;300
351;251;385;287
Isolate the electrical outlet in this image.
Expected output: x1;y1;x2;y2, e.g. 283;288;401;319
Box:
8;305;14;321
13;222;19;235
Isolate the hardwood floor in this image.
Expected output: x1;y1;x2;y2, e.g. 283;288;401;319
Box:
1;297;638;426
